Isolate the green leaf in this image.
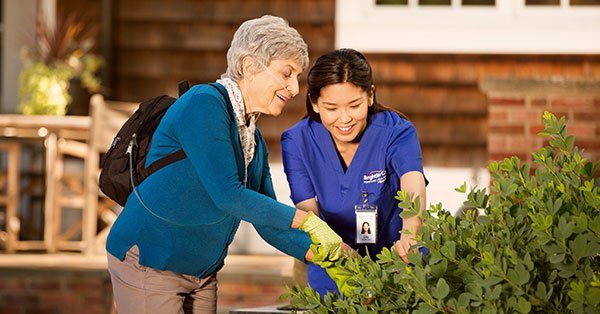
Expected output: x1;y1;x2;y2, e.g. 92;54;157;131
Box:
430;259;448;278
482;251;494;265
507;269;520;286
490;285;502;300
489;161;499;173
535;282;547;301
542;243;562;255
548;253;565;264
400;209;419;219
407;250;422;266
582;162;597;177
555;216;573;240
441;241;456;259
515;263;530;285
523;253;534;271
586;287;600;307
415;303;438;314
544;215;553;229
517;297;531;313
477;215;492;225
569;234;588;260
455;181;467;193
458;293;471;308
586;242;600;257
542;110;553;122
433;278;450;300
482;276;503;286
549;138;562;149
500;158;513;172
565;135;575;151
552;198;563;215
567;301;582;311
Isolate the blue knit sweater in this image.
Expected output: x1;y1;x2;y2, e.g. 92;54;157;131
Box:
106;83;313;278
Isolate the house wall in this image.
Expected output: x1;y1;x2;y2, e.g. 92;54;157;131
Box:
58;0;600;168
480;77;600;171
369;54;600;167
0;268;113;314
0;255;296;314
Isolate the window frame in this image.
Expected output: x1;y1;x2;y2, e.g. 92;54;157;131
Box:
336;0;600;54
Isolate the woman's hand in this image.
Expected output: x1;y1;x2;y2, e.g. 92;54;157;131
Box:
395;215;422;263
297;211;342;262
397;171;426;263
341;242;358;257
304;247;314;263
395;232;417;264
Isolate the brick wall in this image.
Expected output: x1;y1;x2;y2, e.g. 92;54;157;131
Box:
216;255;296;314
369;54;600;167
0;255;296;314
480;77;600;169
0;268;113;314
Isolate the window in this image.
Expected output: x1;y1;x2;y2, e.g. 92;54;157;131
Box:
1;1;37;113
376;0;497;4
336;0;600;53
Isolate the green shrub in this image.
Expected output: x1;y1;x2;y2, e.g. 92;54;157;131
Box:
284;111;600;313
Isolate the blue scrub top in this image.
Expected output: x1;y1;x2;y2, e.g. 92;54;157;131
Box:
281;111;427;296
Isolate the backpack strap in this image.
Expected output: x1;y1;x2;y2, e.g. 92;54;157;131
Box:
137;83;228;183
178;80;190;97
136;80;229;182
137;149;187;183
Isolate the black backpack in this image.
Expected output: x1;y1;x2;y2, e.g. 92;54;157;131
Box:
98;81;225;206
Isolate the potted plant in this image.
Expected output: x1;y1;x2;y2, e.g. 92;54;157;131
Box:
284;112;600;313
18;13;103;116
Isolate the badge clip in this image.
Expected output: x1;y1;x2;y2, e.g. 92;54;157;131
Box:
355;191;377;244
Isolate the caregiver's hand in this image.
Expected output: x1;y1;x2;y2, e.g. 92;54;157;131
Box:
395;234;417;264
395;215;421;263
295;211;342;262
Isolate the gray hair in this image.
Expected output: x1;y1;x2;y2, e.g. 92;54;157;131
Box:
223;15;309;81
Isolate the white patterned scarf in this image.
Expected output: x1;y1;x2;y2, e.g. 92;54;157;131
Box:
216;78;260;186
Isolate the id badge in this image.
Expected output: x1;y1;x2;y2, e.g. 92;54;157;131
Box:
355;192;377;244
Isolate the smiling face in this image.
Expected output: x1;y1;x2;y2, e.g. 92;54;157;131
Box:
362;222;370;233
312;82;373;147
239;58;303;117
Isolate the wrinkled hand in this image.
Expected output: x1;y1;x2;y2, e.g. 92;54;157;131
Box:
299;211;342;262
395;233;418;263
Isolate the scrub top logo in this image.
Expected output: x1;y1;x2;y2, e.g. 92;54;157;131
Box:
364;170;386;184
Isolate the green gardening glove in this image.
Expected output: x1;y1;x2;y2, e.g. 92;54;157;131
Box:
311;243;354;297
299;211;342;262
325;262;354;297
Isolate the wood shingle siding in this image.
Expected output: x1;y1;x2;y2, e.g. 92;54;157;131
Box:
58;0;600;167
368;53;600;166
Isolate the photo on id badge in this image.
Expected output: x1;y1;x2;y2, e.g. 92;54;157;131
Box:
356;210;376;244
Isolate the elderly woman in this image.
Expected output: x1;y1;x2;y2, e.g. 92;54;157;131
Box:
106;15;341;314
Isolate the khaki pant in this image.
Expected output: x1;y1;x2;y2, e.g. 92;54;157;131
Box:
107;246;217;314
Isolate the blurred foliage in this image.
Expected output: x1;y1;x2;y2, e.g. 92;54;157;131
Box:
283;111;600;313
18;12;103;115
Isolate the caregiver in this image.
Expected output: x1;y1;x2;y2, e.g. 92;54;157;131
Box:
281;48;427;296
